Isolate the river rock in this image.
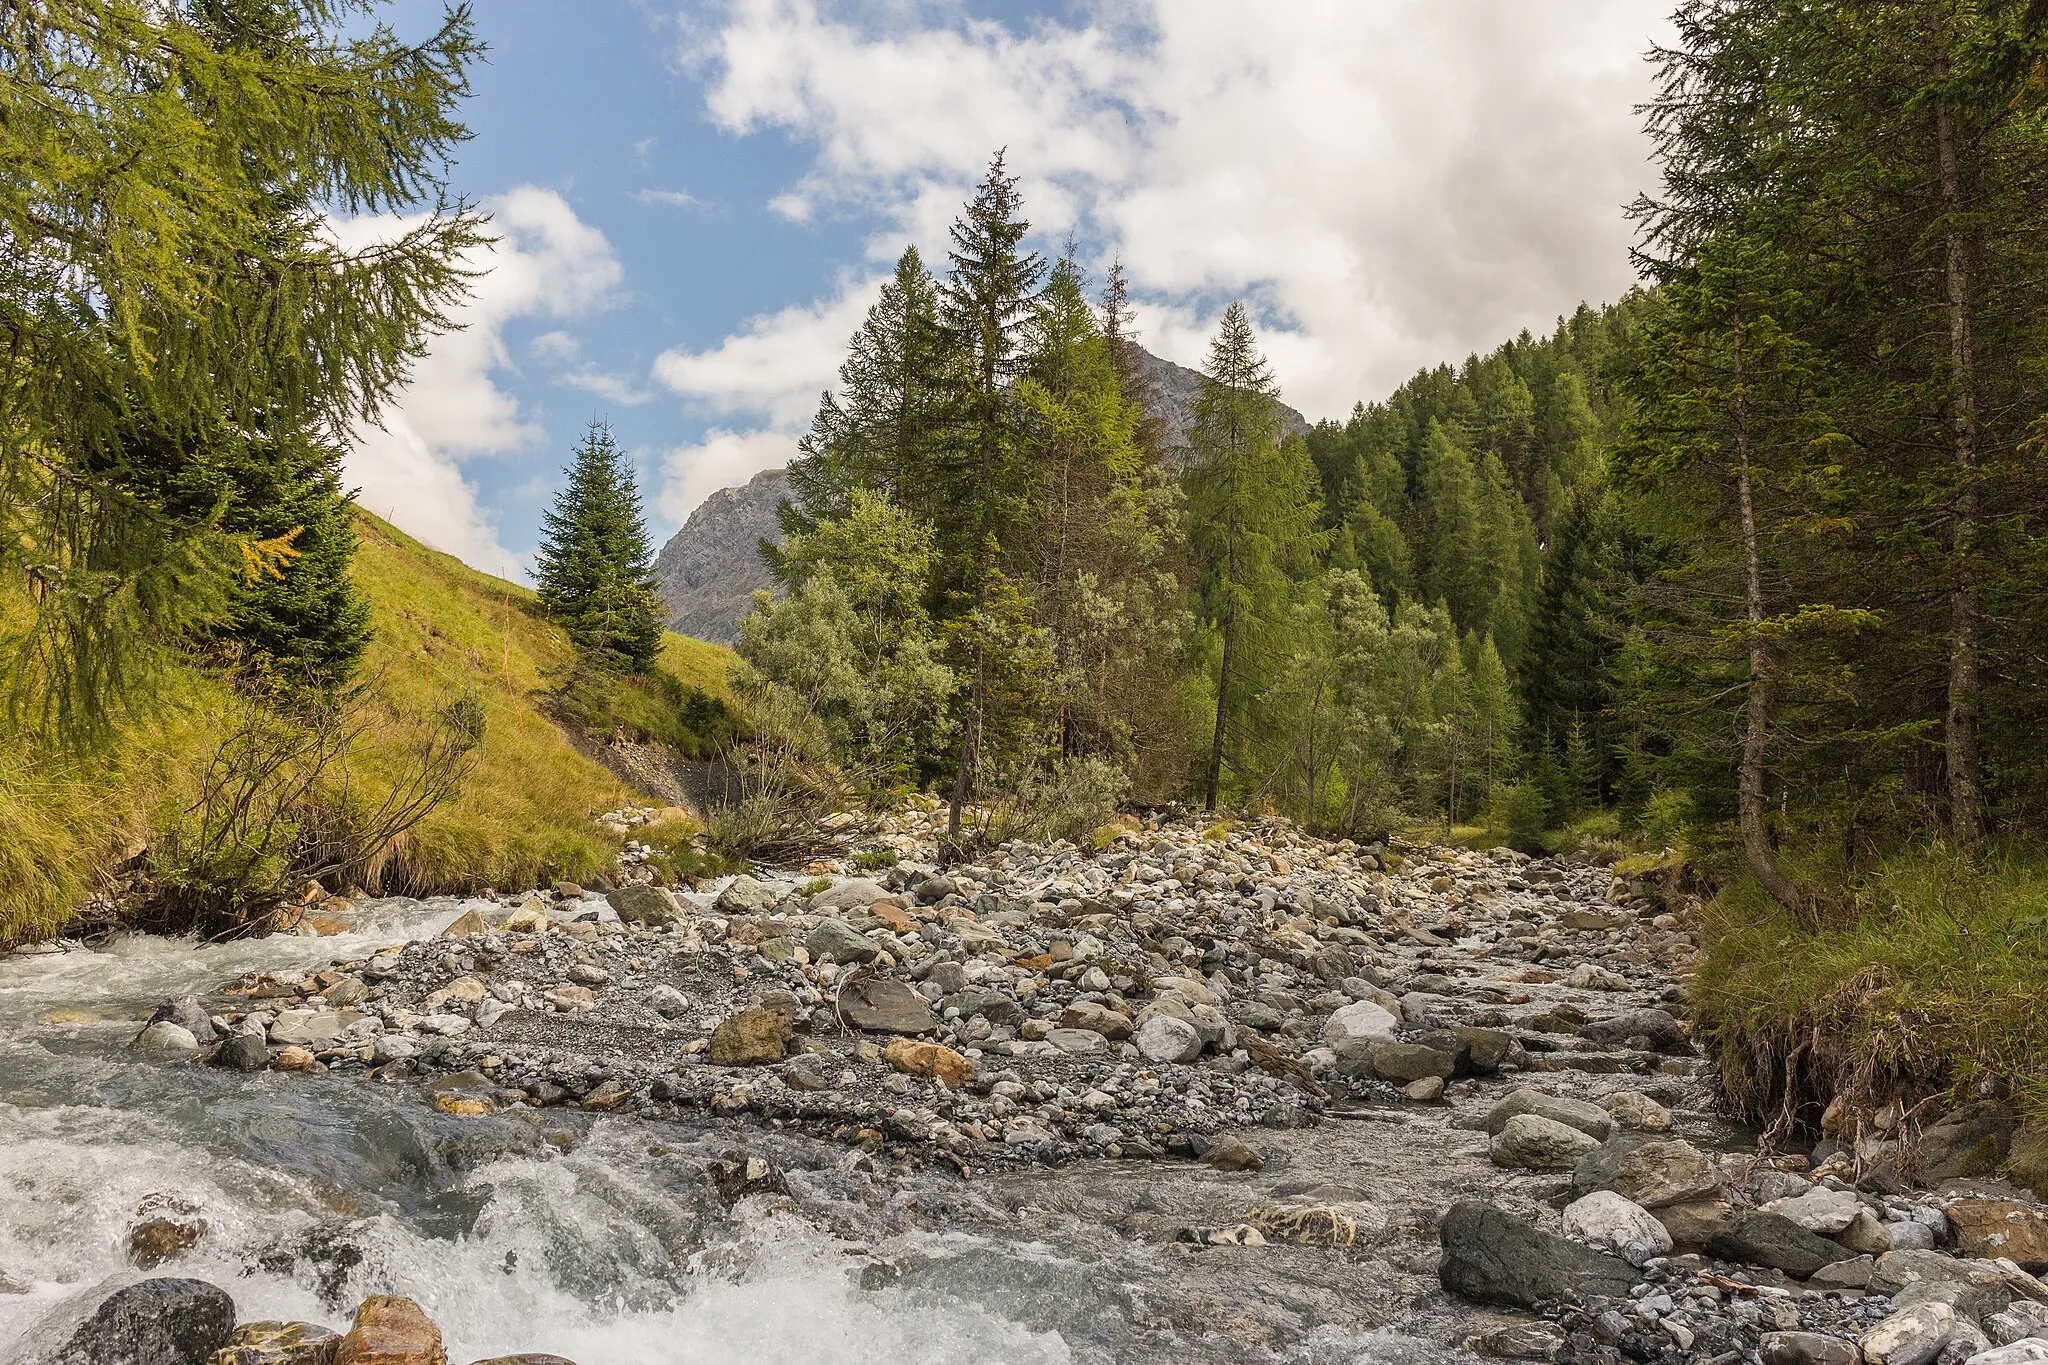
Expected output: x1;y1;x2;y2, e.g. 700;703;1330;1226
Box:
1452;1025;1514;1073
1438;1200;1638;1308
438;908;485;938
1705;1210;1858;1277
1654;1197;1733;1249
835;977;936;1034
646;985;689;1018
606;884;681;927
45;1277;236;1365
1487;1089;1613;1142
1594;1138;1719;1208
214;1034;269;1072
209;1320;343;1365
467;1357;578;1365
1204;1135;1264;1172
883;1038;972;1088
335;1295;444;1365
1916;1100;2016;1181
1600;1090;1673;1132
1871;1248;2014;1297
1760;1331;1862;1365
129;1217;205;1268
804;920;880;966
134;1021;202;1052
1578;1008;1685;1052
714;876;779;914
268;1010;362;1048
1135;1014;1203;1064
1047;1027;1109;1057
809;878;890;910
1985;1301;2048;1346
1859;1302;1956;1365
1563;1190;1673;1266
151;998;218;1045
1369;1041;1458;1084
1967;1344;2048;1365
1761;1186;1865;1234
1945;1199;2048;1271
1465;1321;1569;1361
1321;1000;1398;1057
708;1004;791;1065
1492;1114;1603;1170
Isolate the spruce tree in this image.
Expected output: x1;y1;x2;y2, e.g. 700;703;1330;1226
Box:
534;422;664;671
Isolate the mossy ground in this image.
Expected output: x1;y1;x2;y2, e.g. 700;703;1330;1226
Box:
0;512;739;946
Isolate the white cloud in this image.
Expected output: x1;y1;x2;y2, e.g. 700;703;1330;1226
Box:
652;272;883;430
335;187;623;575
655;0;1671;518
634;187;705;209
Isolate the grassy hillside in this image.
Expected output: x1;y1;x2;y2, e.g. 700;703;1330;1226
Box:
0;511;739;947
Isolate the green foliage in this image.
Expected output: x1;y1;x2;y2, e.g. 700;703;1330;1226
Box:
0;0;486;739
851;847;900;871
534;421;665;670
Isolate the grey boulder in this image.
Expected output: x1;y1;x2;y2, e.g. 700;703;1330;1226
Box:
1438;1200;1637;1308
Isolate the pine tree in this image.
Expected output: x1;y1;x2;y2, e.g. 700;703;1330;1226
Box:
934;152;1047;836
534;422;664;671
0;0;485;737
1186;303;1326;810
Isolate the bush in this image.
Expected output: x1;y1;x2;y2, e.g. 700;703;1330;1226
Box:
971;756;1130;848
1498;781;1553;854
1640;787;1695;852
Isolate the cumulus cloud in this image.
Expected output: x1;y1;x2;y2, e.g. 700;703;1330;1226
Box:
654;0;1670;517
336;187;623;574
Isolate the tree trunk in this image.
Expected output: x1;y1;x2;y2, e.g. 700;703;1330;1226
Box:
1205;606;1233;813
1732;330;1807;916
1934;89;1984;847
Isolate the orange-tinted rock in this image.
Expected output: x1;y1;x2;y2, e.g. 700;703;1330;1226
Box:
1945;1198;2048;1270
128;1215;205;1267
883;1038;973;1088
335;1295;446;1365
209;1319;343;1364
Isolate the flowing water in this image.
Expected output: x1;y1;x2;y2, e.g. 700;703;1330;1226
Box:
0;902;1481;1365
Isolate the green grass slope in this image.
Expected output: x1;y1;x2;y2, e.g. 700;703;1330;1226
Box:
0;511;739;946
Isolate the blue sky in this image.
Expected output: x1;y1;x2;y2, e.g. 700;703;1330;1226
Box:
347;1;1674;578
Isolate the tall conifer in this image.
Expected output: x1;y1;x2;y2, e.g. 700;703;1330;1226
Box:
534;422;664;671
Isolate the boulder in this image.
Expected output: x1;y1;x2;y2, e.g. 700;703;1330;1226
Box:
804;920;880;966
1858;1302;1956;1365
1760;1332;1861;1365
150;998;218;1045
134;1021;201;1052
1945;1199;2048;1272
1967;1345;2048;1365
1916;1101;2016;1182
707;1004;792;1066
835;977;936;1034
468;1358;579;1365
714;875;779;914
335;1295;445;1365
1464;1321;1569;1361
808;879;891;910
1600;1090;1674;1133
214;1035;269;1072
1562;1190;1674;1267
883;1038;973;1088
1486;1089;1613;1142
1046;1028;1109;1057
1322;1000;1399;1057
1368;1042;1458;1084
1452;1026;1515;1074
1871;1248;2015;1297
1705;1210;1858;1278
1838;1209;1896;1256
1492;1114;1603;1170
1438;1200;1638;1308
1985;1301;2048;1347
128;1217;204;1268
1654;1198;1734;1251
44;1277;236;1365
268;1010;364;1048
1760;1187;1865;1235
1579;1137;1719;1209
646;985;689;1018
605;884;681;927
1134;1014;1203;1064
438;908;485;938
208;1320;343;1365
1578;1008;1686;1052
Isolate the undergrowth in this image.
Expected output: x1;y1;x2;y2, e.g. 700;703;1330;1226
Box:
1694;840;2048;1139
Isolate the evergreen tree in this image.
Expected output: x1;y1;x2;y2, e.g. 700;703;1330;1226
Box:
1186;303;1326;810
934;152;1047;836
0;0;484;737
533;422;664;671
